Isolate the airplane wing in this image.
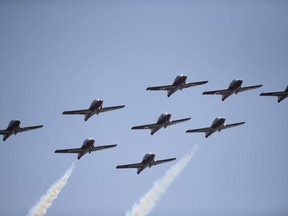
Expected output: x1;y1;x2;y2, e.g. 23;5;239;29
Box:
131;123;159;130
222;122;245;130
202;89;231;95
100;105;125;113
186;127;214;133
116;162;144;169
62;109;90;115
239;84;262;92
91;144;117;151
0;129;9;135
168;118;191;126
153;158;176;166
183;81;208;88
260;91;287;96
146;85;175;91
55;148;84;154
17;125;43;133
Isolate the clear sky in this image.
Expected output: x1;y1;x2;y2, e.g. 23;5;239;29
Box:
0;1;288;215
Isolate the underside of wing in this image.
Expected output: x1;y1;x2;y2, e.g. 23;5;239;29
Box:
92;144;117;151
55;148;84;154
100;105;125;113
202;89;231;95
131;123;159;130
184;81;208;88
62;109;90;115
146;85;175;91
168;118;191;126
153;158;176;166
18;125;43;133
239;85;263;92
116;163;144;169
186;127;213;133
222;122;245;130
0;129;9;135
260;91;287;96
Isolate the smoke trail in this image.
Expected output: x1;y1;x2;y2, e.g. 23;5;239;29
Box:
27;162;75;216
126;145;198;216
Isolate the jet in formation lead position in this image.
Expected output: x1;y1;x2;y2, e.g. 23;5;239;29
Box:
62;99;125;121
203;79;262;101
260;85;288;103
116;153;176;174
0;120;43;141
55;138;117;160
146;74;208;97
131;113;191;135
186;117;245;138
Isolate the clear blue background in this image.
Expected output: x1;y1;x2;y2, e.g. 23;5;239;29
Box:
0;1;287;215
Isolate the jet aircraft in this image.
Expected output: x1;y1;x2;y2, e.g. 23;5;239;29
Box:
131;113;191;135
186;117;245;138
116;153;176;174
55;138;117;160
146;74;208;97
0;120;43;141
62;99;125;121
260;85;288;103
202;79;262;101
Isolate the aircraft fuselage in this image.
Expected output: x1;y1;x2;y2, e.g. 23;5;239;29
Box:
3;120;21;141
156;113;172;127
172;74;187;89
205;117;226;138
137;153;156;174
85;99;103;121
228;79;243;93
78;138;95;159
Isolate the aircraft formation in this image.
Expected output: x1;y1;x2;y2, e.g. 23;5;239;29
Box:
1;74;286;175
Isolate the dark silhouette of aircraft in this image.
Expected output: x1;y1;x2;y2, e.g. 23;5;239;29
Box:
55;138;117;160
146;74;208;97
62;99;125;121
260;85;288;103
0;120;43;141
116;153;176;174
131;113;191;135
186;117;245;138
203;79;262;101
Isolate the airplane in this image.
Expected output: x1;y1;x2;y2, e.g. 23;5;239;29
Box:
260;85;288;103
146;74;208;97
186;117;245;138
0;120;43;141
116;153;176;174
131;113;191;135
202;79;263;101
55;138;117;160
62;99;125;121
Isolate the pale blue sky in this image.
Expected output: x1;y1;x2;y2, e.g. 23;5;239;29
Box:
0;1;288;215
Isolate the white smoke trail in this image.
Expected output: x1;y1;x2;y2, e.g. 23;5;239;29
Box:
27;162;75;216
126;145;198;216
